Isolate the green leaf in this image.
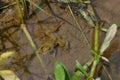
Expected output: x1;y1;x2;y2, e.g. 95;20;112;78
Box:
0;70;20;80
100;24;117;54
0;51;16;65
79;9;95;26
71;60;93;80
55;61;70;80
71;70;84;80
82;59;93;70
61;64;71;80
55;62;65;80
76;61;88;76
90;49;98;55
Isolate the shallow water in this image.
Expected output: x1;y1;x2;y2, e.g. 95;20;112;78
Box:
0;0;120;80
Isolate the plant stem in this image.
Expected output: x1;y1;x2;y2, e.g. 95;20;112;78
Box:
94;24;99;51
21;24;37;49
21;0;28;19
16;0;24;23
89;24;100;79
16;0;47;73
89;55;100;79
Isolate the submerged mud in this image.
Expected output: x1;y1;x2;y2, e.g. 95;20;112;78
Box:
0;0;120;80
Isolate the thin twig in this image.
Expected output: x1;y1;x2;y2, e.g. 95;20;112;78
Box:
67;5;91;49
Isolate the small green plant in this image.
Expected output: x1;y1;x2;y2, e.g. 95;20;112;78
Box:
55;0;118;80
54;20;117;80
54;59;93;80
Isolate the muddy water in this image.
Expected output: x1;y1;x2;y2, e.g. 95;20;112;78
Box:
0;0;120;80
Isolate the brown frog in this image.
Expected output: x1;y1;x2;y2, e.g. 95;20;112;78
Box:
39;22;67;55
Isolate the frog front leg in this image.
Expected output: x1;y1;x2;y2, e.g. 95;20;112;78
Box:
57;37;68;51
44;22;64;36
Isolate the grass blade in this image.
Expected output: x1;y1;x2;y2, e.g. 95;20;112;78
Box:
0;70;20;80
71;70;84;80
0;51;16;65
71;59;93;80
76;61;88;77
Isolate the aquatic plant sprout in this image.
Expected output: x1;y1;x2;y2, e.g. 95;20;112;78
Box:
89;24;117;79
100;24;117;54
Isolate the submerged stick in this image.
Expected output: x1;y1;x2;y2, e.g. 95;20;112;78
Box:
16;0;47;74
20;23;47;73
